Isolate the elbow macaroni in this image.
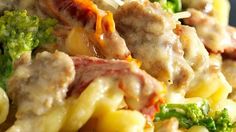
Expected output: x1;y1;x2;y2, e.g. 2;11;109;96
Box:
62;77;147;132
96;110;146;132
212;99;236;122
5;77;148;132
212;0;230;25
208;72;232;107
3;62;235;132
187;126;209;132
61;77;124;131
4;74;234;132
65;27;95;56
186;72;232;108
3;58;234;132
0;88;9;124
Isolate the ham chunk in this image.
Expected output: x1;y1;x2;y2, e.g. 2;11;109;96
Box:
69;56;165;118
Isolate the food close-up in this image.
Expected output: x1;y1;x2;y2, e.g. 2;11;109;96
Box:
0;0;236;132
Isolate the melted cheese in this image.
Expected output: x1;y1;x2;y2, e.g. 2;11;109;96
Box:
61;77;116;131
65;27;96;56
73;0;115;46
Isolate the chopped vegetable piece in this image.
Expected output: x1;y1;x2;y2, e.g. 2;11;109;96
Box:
154;102;236;132
150;0;182;12
0;10;56;90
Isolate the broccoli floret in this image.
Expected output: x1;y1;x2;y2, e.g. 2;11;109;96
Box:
154;102;236;132
150;0;182;12
0;10;56;90
214;109;236;132
0;54;12;89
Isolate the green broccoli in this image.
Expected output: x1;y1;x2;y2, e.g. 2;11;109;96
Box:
214;109;236;132
150;0;182;13
0;10;56;90
154;102;236;132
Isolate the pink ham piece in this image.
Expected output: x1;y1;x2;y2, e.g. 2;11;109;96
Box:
69;56;165;118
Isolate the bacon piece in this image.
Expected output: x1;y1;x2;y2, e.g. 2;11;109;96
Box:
69;56;165;118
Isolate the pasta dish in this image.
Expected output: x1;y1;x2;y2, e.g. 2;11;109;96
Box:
0;0;236;131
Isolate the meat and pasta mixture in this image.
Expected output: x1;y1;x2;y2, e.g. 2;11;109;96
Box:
0;0;236;132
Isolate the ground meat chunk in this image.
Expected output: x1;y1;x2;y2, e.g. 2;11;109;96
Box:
175;25;209;72
8;51;75;118
69;56;165;118
114;1;194;89
184;9;236;56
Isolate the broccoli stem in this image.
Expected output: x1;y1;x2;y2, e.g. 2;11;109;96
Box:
155;102;236;132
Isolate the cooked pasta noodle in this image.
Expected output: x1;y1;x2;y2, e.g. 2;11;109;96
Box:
96;110;146;132
212;0;230;25
187;72;232;106
187;126;209;132
0;88;9;124
61;77;124;131
65;27;95;56
212;99;236;122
